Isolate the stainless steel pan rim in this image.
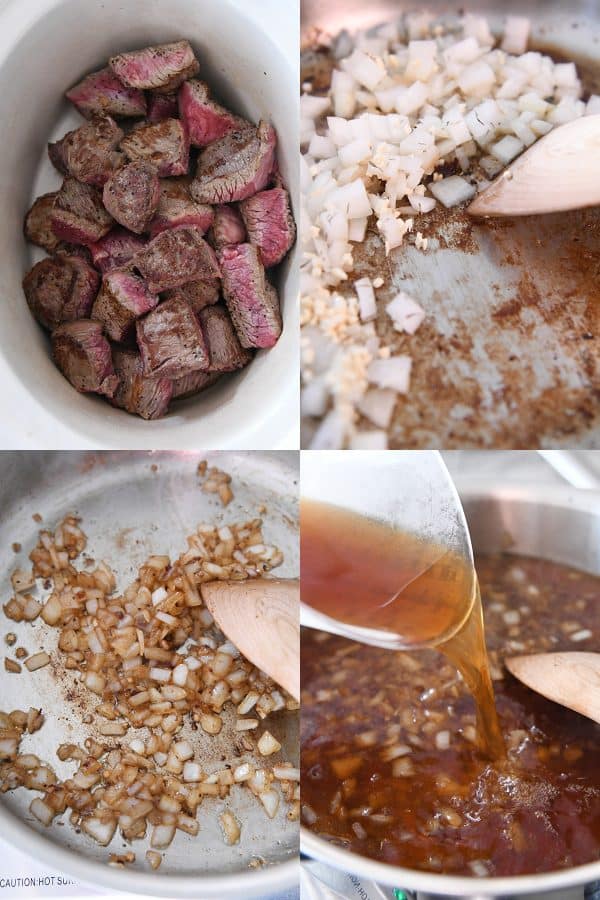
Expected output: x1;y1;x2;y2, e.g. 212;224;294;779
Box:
300;829;600;897
3;808;299;899
301;482;600;897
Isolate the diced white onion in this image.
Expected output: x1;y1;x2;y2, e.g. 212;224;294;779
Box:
355;277;377;322
367;356;412;393
257;731;282;756
429;175;476;208
349;431;388;450
385;292;425;335
259;790;280;819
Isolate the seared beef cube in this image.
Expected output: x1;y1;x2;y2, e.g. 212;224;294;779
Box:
150;194;213;237
23;254;100;331
136;297;209;379
102;161;160;234
49;116;124;187
239;188;296;268
133;226;220;292
24;192;60;252
191;120;276;204
148;92;179;123
111;347;173;419
55;243;95;265
109;41;199;94
120;118;189;177
150;197;213;236
66;67;147;119
162;279;220;312
178;80;244;148
51;177;113;244
159;175;194;198
219;243;282;349
150;177;213;236
208;204;246;250
269;161;285;190
48;139;68;175
52;320;119;397
200;304;252;372
92;270;158;342
171;369;220;400
88;228;147;273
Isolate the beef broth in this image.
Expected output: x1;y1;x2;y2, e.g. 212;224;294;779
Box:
301;554;600;877
301;499;504;759
301;500;474;647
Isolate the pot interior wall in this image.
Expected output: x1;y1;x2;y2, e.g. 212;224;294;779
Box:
0;0;298;448
463;491;600;575
301;0;600;69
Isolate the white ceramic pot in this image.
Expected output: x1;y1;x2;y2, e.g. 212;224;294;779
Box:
0;0;299;449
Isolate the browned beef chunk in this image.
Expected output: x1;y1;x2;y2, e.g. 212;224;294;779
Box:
269;161;285;190
191;120;276;204
199;304;252;372
51;178;114;245
102;161;160;234
52;320;119;397
24;192;60;252
150;177;213;237
150;183;213;236
55;243;95;265
66;67;147;119
88;228;147;273
162;279;220;312
48;139;69;175
111;347;173;419
178;80;244;147
120;119;189;177
147;92;179;123
92;270;158;342
219;243;282;349
208;204;246;250
239;187;296;268
133;226;220;292
171;369;220;400
48;116;124;187
136;296;209;379
158;175;194;198
23;254;100;331
109;41;199;94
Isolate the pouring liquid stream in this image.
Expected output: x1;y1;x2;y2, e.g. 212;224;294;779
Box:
301;499;506;759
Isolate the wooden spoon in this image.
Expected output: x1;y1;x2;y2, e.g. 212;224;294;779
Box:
201;578;299;700
506;652;600;724
467;115;600;217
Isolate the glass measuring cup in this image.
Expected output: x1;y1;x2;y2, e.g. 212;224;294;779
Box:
300;450;477;651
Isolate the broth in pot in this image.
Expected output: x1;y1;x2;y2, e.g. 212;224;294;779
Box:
301;553;600;877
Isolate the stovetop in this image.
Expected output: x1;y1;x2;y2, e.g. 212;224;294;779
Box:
301;858;600;900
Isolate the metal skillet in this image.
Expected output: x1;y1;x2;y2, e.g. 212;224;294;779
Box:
0;451;299;898
301;0;600;449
